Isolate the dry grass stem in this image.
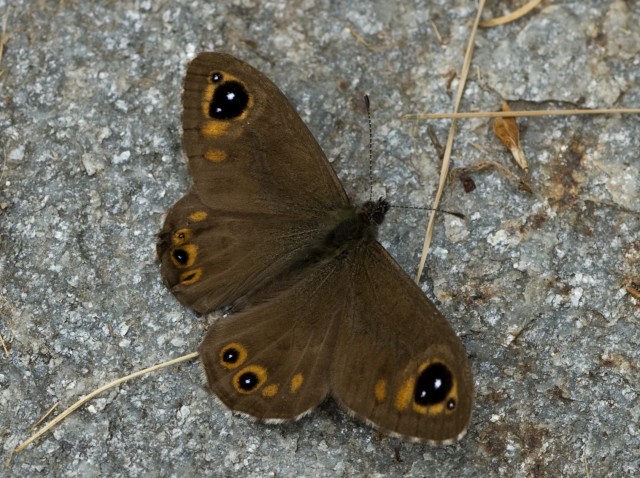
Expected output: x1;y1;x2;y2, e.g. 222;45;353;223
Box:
13;352;199;453
28;403;60;432
0;8;9;65
415;0;487;283
403;107;640;121
449;160;533;192
479;0;543;28
0;332;8;358
347;23;391;52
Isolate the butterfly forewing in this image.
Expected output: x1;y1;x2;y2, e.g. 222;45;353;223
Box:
182;52;349;216
159;52;350;312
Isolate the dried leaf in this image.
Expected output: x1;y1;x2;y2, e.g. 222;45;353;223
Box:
493;101;529;171
460;174;476;192
626;282;640;300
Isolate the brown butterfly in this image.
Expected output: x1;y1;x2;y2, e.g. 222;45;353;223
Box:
157;52;473;444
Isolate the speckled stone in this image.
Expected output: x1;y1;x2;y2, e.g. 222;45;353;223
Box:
1;0;639;476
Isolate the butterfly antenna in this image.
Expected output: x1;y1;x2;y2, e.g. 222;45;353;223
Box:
364;94;374;202
362;95;465;220
392;204;467;221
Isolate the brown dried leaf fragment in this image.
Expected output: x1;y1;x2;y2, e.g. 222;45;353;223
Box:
493;101;529;171
449;159;533;193
459;174;476;192
626;281;640;300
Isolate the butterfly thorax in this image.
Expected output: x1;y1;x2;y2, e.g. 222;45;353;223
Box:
320;198;390;258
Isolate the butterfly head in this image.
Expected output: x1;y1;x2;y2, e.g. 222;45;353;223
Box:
360;198;390;226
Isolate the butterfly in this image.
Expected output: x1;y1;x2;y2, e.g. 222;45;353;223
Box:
157;52;473;443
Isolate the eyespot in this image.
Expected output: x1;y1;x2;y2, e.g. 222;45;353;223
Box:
233;365;268;394
219;343;247;369
171;244;197;268
172;228;192;246
413;362;453;406
173;249;188;265
179;268;202;285
209;80;249;120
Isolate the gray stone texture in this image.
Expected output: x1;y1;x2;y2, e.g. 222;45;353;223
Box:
1;0;639;476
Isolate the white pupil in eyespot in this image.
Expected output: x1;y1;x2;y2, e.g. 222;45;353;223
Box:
434;378;442;389
226;92;235;101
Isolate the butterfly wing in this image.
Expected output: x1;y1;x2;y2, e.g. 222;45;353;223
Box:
198;259;349;419
159;53;349;313
196;239;473;437
182;52;349;214
157;190;335;313
330;242;473;443
161;53;474;440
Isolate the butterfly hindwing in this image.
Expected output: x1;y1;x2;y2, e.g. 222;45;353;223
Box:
198;259;349;420
158;191;334;313
331;243;473;443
